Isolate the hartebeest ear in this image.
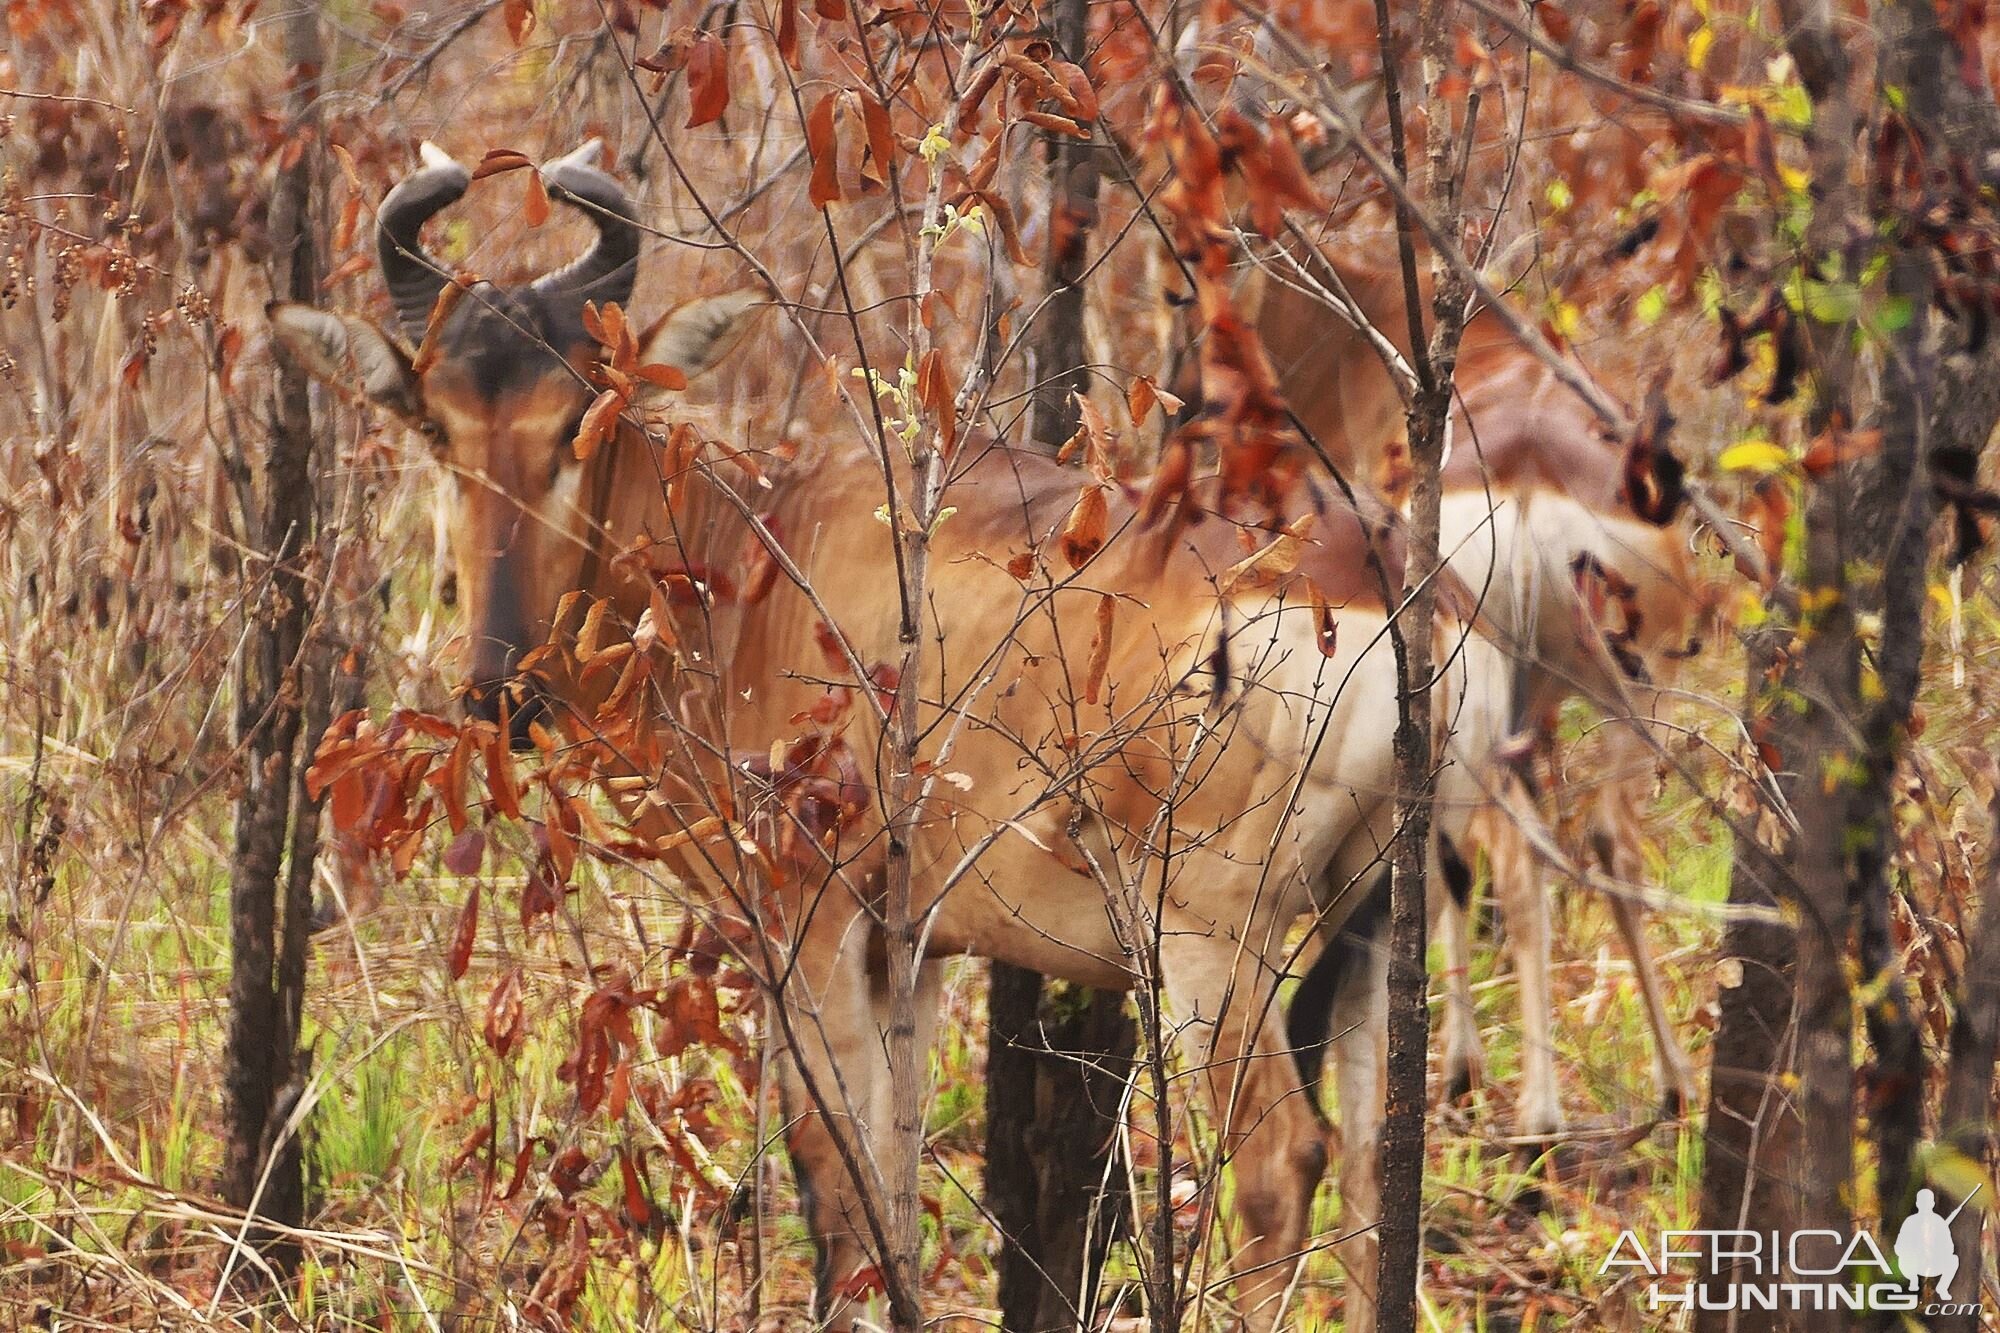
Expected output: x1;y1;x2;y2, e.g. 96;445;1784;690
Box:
267;303;423;419
637;289;762;391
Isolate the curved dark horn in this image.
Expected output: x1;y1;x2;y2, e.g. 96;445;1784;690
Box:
530;140;640;312
378;142;470;338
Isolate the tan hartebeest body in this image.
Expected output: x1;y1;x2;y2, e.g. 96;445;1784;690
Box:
273;144;1513;1331
1248;242;1707;1137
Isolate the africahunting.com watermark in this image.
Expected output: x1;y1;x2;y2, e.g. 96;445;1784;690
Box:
1599;1188;1983;1315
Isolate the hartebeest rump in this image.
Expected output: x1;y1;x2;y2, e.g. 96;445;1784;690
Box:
271;143;1513;1330
1247;239;1709;1136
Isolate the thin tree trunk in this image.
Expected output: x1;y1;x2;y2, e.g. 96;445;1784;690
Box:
1375;2;1469;1327
1695;4;2000;1326
1692;634;1796;1333
986;0;1135;1320
221;1;325;1246
1935;802;2000;1333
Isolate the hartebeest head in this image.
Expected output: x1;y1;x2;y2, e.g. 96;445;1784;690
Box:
271;141;757;743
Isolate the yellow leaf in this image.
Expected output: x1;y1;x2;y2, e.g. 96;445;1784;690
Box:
1688;24;1715;72
1718;440;1791;474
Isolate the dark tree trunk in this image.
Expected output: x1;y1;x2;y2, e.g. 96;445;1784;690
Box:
985;0;1135;1322
221;2;326;1255
1374;2;1470;1328
986;966;1137;1332
1692;637;1797;1333
1934;813;2000;1333
1023;0;1103;453
1695;4;2000;1328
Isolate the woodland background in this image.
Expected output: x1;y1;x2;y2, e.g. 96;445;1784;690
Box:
6;0;2000;1328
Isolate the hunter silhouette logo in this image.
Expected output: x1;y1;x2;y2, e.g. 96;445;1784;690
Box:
1603;1182;1987;1313
1896;1186;1978;1300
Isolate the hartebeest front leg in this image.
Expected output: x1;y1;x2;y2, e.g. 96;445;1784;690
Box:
771;896;948;1329
769;902;896;1329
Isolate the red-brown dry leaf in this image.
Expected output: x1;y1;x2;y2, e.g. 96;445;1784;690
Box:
216;324;244;393
575;598;612;659
1050;60;1098;121
1127;375;1159;424
471;148;534;180
776;0;799;68
685;32;730;128
439;731;472;833
859;92;896;186
963;188;1029;265
607;1057;632;1121
334;192;361;252
445;825;485;876
413;278;472;375
1076;393;1114;480
635;362;689;390
1746;478;1790;587
1020;110;1088;139
502;0;534;44
448;881;480;979
961;63;1004;129
321;252;371;288
1311;583;1341;658
1801;425;1883;477
447;1123;493;1177
499;1138;541;1200
330;141;362;190
1455;30;1499;90
520;859;562;923
573;389;625;461
916;348;956;452
738;525;781;605
484;722;522;818
812;618;849;673
618;1146;653;1226
1139;437;1195;530
1060;485;1109;569
1085;593;1115;705
814;0;844;16
837;1264;888;1301
807;92;842;208
484;969;525;1057
523;169;551;227
549;1145;592;1200
545;804;578;882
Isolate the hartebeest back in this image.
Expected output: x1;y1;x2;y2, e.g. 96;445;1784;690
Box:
1247;237;1709;1133
272;144;1516;1332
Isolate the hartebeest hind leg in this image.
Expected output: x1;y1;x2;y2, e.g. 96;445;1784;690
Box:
1590;755;1696;1117
1159;921;1329;1333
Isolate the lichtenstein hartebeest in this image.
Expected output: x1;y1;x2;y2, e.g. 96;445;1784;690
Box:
1247;240;1709;1141
272;142;1515;1330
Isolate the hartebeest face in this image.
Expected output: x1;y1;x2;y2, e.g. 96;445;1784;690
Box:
271;142;755;744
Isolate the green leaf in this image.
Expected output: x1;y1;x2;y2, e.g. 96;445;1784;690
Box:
1798;279;1863;324
1876;295;1915;332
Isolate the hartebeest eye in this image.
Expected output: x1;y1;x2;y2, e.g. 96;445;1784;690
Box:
416;418;447;451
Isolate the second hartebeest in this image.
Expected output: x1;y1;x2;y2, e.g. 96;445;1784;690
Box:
273;142;1516;1330
1246;237;1710;1139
